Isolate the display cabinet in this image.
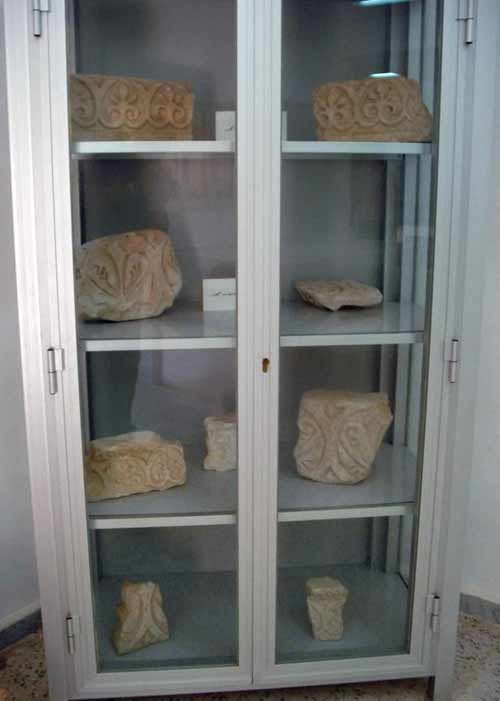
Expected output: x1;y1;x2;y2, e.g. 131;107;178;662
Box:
4;1;496;700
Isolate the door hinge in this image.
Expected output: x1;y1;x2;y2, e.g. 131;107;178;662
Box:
426;594;441;634
47;347;64;396
65;615;79;655
32;0;50;38
446;338;459;384
458;0;475;45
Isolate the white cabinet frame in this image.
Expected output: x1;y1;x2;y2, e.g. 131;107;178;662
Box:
3;1;497;700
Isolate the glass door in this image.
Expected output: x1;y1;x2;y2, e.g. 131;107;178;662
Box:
61;0;252;681
270;0;443;671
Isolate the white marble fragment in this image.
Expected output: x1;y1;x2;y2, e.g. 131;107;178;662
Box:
306;577;349;641
76;229;182;322
112;580;169;655
296;280;383;312
85;431;187;502
294;390;393;484
204;413;237;472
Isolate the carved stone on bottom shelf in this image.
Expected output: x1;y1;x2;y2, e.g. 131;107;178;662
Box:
204;413;237;472
76;229;182;322
313;77;432;142
112;580;169;655
84;431;187;502
296;280;383;311
294;390;393;484
70;74;194;141
306;577;349;641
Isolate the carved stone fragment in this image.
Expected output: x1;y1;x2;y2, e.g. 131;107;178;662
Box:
113;580;169;655
70;74;194;141
85;431;187;502
76;229;182;322
313;77;432;142
296;280;383;311
204;413;237;472
294;390;393;484
306;577;349;641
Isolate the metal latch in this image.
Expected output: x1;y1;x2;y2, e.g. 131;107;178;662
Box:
65;615;78;655
32;0;50;38
47;347;64;396
458;0;475;45
447;339;459;384
427;594;441;634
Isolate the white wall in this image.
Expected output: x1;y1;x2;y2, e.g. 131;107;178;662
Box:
462;21;500;605
0;1;39;630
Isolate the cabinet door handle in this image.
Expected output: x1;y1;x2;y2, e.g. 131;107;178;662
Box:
262;358;270;374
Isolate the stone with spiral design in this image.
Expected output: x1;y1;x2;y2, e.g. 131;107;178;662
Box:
306;577;349;641
113;580;169;655
294;390;393;484
313;77;432;142
84;431;187;502
76;229;182;322
70;74;194;141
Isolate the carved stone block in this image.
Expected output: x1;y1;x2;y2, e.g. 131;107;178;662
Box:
76;229;182;322
313;77;432;142
204;413;237;472
296;280;383;311
85;431;187;502
306;577;349;641
113;580;169;655
70;74;194;141
294;390;393;484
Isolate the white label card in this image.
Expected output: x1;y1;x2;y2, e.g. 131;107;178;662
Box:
203;278;237;311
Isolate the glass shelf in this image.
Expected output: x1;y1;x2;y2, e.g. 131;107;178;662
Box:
87;444;237;530
276;564;409;664
72;140;235;159
283;142;432;159
95;570;237;672
278;442;416;522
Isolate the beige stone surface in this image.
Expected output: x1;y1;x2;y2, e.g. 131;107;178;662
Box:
85;431;187;502
306;577;349;641
204;413;237;472
76;229;182;322
294;390;393;484
296;280;383;311
313;77;432;142
113;580;169;655
70;74;194;141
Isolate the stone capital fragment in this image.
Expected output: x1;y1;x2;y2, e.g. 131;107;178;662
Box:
294;390;393;484
296;280;383;311
70;74;194;141
204;413;237;472
85;431;187;502
313;77;432;142
306;576;349;641
113;580;169;655
76;229;182;322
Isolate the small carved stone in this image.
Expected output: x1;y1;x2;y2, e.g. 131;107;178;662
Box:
296;280;383;311
204;413;237;472
113;580;169;655
70;74;194;141
294;390;393;484
85;431;187;502
76;229;182;322
313;77;432;142
306;577;349;641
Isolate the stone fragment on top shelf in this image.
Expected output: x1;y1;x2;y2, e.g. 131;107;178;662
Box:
113;580;169;655
313;77;432;142
70;74;195;141
204;413;237;472
306;576;349;641
296;280;383;311
76;229;182;322
294;390;393;485
84;431;187;502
